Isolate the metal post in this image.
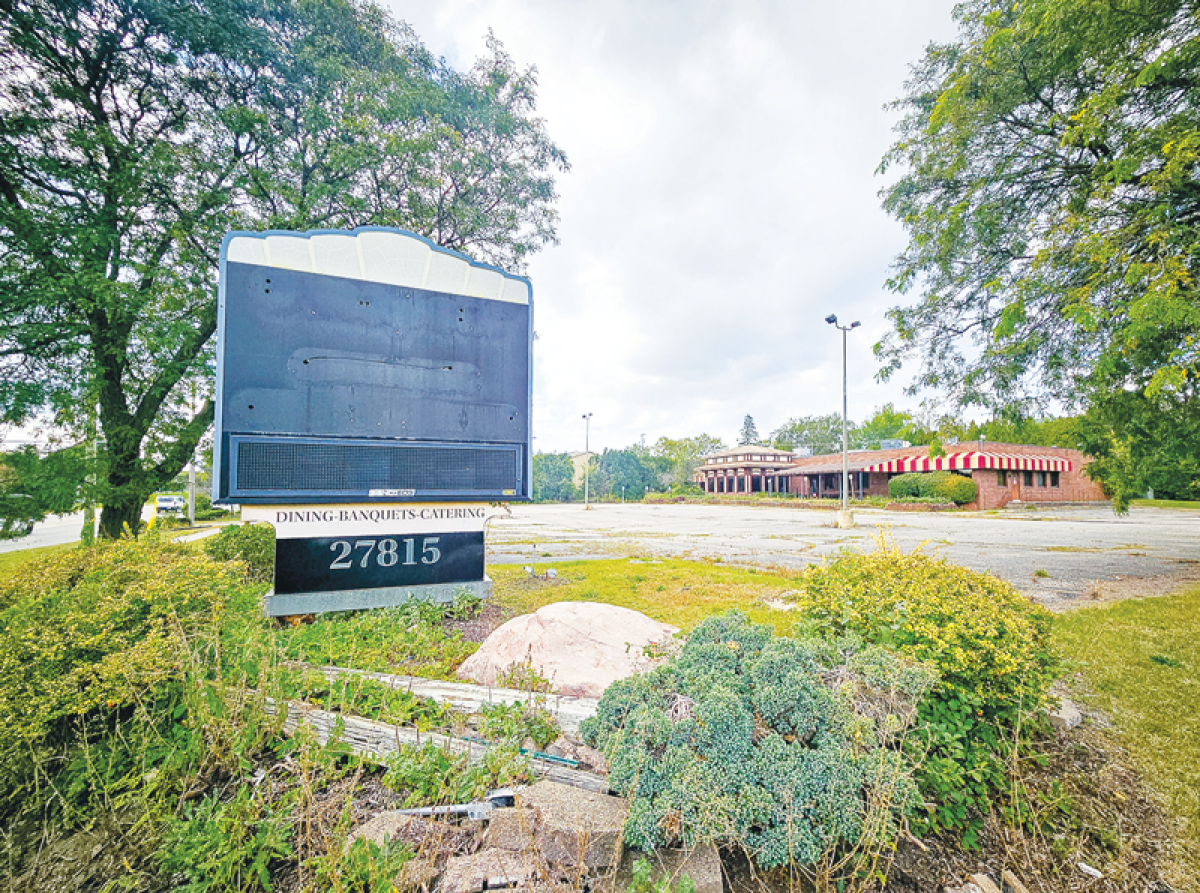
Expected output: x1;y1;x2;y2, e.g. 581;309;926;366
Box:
841;324;849;514
582;412;592;507
826;315;859;528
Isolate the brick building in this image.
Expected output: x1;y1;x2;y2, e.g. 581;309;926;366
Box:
693;445;799;494
695;442;1107;510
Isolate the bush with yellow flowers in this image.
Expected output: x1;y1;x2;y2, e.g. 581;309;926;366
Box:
786;541;1056;844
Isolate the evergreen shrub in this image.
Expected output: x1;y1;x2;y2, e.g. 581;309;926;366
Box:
580;611;935;871
787;541;1056;840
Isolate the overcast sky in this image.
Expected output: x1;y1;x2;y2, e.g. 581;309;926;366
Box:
387;1;963;454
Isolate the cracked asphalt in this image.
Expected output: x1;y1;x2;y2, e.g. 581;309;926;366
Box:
486;501;1200;610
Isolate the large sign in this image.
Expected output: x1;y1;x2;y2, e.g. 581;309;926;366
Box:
213;228;533;616
213;228;533;504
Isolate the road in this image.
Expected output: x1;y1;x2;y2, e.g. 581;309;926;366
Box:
0;511;88;554
486;501;1200;610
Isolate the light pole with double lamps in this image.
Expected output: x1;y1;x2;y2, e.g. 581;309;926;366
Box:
825;314;859;529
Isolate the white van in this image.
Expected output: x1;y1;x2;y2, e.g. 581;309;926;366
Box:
155;495;185;514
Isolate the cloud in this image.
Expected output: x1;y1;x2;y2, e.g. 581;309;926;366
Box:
383;0;961;451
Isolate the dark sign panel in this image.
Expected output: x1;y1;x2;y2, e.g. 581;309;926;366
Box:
213;228;533;504
274;531;484;595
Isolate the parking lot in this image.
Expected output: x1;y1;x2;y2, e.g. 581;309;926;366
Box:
487;501;1200;610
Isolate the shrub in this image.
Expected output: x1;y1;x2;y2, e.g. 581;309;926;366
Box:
0;536;265;827
887;472;924;499
887;471;978;505
787;540;1056;839
923;471;978;505
580;611;934;873
204;522;275;582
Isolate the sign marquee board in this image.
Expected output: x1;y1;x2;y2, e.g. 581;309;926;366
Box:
213;227;532;504
213;228;532;615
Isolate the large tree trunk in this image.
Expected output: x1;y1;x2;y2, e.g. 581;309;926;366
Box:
98;489;147;540
97;420;151;539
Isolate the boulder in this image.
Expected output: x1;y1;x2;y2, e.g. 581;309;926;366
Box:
1049;698;1083;731
456;602;677;698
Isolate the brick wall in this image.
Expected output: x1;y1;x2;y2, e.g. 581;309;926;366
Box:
968;445;1108;509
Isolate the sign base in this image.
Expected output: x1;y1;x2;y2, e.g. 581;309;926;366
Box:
263;576;493;617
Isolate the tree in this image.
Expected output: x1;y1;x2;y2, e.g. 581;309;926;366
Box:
0;445;88;534
651;435;726;488
594;448;663;500
851;403;917;449
769;414;846;455
532;453;576;503
879;0;1200;505
737;414;760;446
0;0;567;536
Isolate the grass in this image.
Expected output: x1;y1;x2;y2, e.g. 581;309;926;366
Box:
1053;584;1200;882
1129;498;1200;510
0;541;75;576
490;557;801;633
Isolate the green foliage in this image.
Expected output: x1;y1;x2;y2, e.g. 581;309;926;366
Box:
533;452;579;502
204;523;276;583
476;701;560;750
886;471;977;505
851;403;918;450
650;435;727;488
272;600;478;679
887;473;924;500
738;414;760;446
382;741;530;808
281;671;452;729
626;857;696;893
0;445;89;529
193;494;234;521
581;611;932;872
159;786;294;893
788;541;1056;838
594;448;669;500
769;414;845;454
312;836;414;893
879;0;1200;502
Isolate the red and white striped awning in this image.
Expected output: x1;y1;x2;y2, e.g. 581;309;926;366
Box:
864;451;1071;474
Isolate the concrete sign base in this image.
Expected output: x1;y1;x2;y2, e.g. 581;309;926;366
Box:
263;576;493;617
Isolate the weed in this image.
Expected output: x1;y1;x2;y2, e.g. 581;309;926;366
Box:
1034;569;1050;578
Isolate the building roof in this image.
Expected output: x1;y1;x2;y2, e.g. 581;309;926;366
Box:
701;445;795;460
784;442;1078;475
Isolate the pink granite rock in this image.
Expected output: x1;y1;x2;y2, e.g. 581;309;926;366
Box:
456;602;678;698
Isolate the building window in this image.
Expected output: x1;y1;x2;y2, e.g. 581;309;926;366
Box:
1036;471;1046;487
997;470;1006;487
1023;470;1034;487
1050;471;1060;487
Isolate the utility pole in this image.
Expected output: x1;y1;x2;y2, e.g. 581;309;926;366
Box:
825;314;860;529
581;413;593;508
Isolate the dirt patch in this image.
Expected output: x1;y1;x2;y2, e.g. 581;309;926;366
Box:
444;600;510;644
1055;562;1200;612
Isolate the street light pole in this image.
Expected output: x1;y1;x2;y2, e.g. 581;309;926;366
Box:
825;314;860;527
582;412;593;508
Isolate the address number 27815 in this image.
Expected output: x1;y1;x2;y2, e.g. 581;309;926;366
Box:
328;537;441;570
